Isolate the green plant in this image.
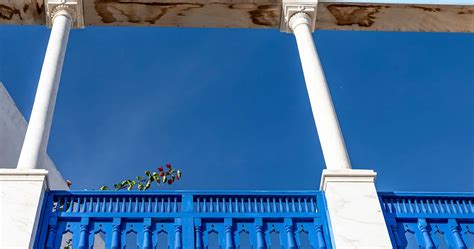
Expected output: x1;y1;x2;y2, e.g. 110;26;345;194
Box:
99;163;182;191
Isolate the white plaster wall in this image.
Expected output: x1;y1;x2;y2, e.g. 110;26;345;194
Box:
0;82;68;189
0;169;48;249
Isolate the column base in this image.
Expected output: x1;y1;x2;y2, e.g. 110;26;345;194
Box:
320;169;392;248
0;169;49;249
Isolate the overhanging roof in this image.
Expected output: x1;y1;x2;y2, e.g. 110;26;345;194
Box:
1;0;473;32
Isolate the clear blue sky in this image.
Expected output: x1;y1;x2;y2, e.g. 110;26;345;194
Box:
0;26;473;192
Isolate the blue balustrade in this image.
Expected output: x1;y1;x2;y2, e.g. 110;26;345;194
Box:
379;192;474;248
35;191;331;248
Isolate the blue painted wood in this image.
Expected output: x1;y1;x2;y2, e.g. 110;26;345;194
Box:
35;190;331;248
285;218;297;249
448;219;467;249
255;218;266;249
418;218;435;248
174;223;183;249
379;192;474;248
77;221;89;249
314;223;327;249
143;218;152;249
45;218;57;249
110;218;121;249
224;219;235;249
195;226;203;248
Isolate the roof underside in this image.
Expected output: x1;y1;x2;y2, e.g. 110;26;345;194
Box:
1;0;473;32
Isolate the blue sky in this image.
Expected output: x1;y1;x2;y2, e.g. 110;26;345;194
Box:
0;26;472;192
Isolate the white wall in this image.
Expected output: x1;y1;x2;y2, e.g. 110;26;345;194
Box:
0;82;68;189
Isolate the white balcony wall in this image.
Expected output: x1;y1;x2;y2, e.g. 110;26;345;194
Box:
0;82;68;190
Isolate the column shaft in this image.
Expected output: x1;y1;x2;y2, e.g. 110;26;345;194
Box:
17;13;71;169
290;13;351;170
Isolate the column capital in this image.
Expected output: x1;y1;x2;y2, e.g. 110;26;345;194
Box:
280;0;318;33
46;0;84;28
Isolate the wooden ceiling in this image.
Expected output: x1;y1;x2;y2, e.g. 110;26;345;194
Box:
1;0;473;32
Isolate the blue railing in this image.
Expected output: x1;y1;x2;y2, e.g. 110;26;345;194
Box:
35;191;331;248
379;192;474;248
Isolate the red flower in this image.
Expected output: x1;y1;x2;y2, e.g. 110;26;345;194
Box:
167;179;173;185
159;172;165;177
158;166;163;172
176;176;180;180
166;163;172;169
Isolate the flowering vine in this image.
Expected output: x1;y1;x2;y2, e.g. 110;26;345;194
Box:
99;163;182;191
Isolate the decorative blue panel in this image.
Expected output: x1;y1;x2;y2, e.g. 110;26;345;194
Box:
379;192;474;249
35;191;331;248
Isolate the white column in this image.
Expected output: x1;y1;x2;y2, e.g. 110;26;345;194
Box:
289;12;351;170
16;11;72;170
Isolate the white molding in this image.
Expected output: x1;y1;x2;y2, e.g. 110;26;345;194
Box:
320;169;377;189
0;169;49;183
280;0;318;33
46;0;85;28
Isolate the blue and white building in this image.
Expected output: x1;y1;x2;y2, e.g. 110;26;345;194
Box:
0;0;473;248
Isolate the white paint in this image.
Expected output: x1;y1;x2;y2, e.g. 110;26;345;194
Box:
46;0;85;28
0;169;48;249
0;83;68;190
17;13;71;170
320;169;392;248
280;0;318;33
289;12;352;170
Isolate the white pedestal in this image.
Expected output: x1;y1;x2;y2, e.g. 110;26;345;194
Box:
0;169;48;249
320;169;392;248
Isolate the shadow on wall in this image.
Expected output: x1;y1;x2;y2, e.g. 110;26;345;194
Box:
0;82;68;190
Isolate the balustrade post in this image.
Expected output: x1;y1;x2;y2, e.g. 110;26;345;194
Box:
174;219;183;249
255;218;266;249
45;218;58;249
181;195;195;248
417;218;435;249
224;218;235;249
448;219;467;248
194;219;204;249
142;218;153;249
284;218;297;249
314;223;326;249
111;218;122;249
77;218;90;249
390;225;402;247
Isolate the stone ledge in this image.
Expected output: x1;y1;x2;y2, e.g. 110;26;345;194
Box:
320;169;377;190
